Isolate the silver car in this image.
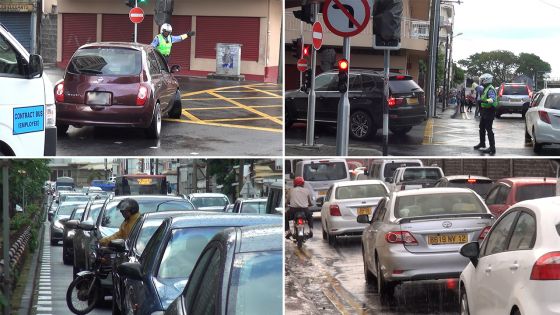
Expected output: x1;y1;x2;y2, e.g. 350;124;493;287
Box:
496;83;532;118
357;187;494;298
525;88;560;153
319;180;389;245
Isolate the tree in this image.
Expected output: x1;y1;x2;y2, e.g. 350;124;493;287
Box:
516;53;551;89
207;159;239;200
458;50;518;86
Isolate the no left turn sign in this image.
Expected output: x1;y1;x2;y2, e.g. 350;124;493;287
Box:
323;0;370;37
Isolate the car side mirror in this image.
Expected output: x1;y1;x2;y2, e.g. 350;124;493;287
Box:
27;54;43;79
316;197;324;207
357;214;370;224
65;219;80;229
109;239;127;253
77;221;96;231
274;206;283;214
460;242;480;267
117;262;143;281
170;65;180;73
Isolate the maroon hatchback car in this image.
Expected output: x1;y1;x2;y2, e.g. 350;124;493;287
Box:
54;42;182;139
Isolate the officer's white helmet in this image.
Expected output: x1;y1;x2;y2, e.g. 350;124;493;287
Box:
480;73;493;85
160;23;172;34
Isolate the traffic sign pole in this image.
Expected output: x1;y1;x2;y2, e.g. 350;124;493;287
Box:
382;50;390;156
305;4;320;147
336;36;351;156
134;0;138;43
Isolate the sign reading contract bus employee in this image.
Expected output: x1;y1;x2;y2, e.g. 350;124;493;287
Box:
323;0;371;37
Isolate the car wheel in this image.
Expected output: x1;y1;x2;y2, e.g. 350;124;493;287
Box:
62;247;72;265
376;257;395;300
460;289;470;315
350;110;376;140
327;226;337;246
532;127;543;153
362;247;375;284
524;123;531;143
112;296;122;315
390;126;412;136
511;308;521;315
168;91;182;119
145;102;161;139
322;224;327;240
57;124;69;136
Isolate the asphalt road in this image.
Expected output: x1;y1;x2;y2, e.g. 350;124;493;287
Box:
285;216;460;315
45;68;282;156
31;221;111;315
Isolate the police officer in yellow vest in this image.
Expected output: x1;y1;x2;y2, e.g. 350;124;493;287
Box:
473;73;498;155
150;23;195;63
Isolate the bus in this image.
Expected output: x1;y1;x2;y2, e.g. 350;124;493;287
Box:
114;175;168;196
55;176;75;190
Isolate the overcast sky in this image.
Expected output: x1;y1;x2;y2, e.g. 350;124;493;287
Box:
452;0;560;78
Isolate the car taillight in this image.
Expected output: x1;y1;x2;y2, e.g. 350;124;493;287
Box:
296;217;304;225
385;231;418;245
530;252;560;280
528;90;533;98
478;226;491;240
330;204;341;216
498;85;503;98
136;86;148;106
55;82;64;103
538;110;551;124
467;178;477;184
388;97;404;107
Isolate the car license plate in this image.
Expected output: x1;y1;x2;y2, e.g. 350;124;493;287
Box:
428;234;468;245
357;207;371;215
86;92;112;105
318;190;327;196
407;97;419;105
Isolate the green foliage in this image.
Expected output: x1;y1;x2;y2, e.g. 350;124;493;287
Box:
0;291;6;306
5;160;51;208
453;63;465;85
207;160;239;198
10;213;31;231
436;47;446;88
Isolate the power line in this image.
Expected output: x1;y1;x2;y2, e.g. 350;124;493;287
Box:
538;0;560;10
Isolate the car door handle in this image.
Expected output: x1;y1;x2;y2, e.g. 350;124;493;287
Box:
509;263;519;271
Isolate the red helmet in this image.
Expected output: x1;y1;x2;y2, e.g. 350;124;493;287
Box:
294;176;305;187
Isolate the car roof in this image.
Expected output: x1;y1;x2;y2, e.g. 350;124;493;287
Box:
443;175;492;181
241;198;268;203
211;225;282;253
497;177;556;185
78;42;152;51
168;213;281;229
110;195;185;201
188;193;227;198
141;210;205;221
334;180;386;187
394;187;475;197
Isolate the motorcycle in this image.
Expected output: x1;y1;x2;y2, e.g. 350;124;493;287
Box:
66;244;116;314
292;211;310;249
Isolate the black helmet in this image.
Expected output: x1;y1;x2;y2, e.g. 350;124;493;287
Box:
117;198;139;214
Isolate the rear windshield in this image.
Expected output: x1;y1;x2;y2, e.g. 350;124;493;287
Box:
389;79;422;94
335;184;388;199
516;184;556;202
502;85;529;95
68;47;142;76
394;192;486;218
448;179;493;197
544;94;560;110
383;162;422;178
101;199;192;228
190;197;229;208
240;201;267;214
402;168;442;181
303;162;347;181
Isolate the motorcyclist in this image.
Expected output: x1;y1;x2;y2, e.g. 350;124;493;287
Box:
285;176;314;239
99;198;141;246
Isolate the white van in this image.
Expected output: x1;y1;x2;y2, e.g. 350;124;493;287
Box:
293;159;350;212
0;24;56;156
367;159;423;183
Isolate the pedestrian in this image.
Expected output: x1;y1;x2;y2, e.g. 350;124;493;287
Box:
467;90;475;112
151;23;195;64
472;81;484;117
473;73;498;155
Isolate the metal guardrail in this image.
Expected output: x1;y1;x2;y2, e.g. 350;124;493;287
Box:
0;226;31;292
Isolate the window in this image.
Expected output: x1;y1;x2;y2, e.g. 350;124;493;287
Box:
516;184;555;202
187;247;222;315
325;187;333;201
371;199;386;222
502;85;529;95
507;211;536;251
481;211;517;257
153;50;169;73
362;74;383;92
134;218;164;255
0;34;24;76
544;94;560;110
394;192;486;218
531;93;544;107
335;184;388;200
348;74;361;91
67;47;142;76
494;185;510;205
148;52;160;76
485;187;499;205
302;162;347;181
314;73;337;91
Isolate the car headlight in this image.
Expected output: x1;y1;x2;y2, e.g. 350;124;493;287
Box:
45;103;56;128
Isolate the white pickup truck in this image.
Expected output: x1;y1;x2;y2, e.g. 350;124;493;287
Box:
388;166;444;192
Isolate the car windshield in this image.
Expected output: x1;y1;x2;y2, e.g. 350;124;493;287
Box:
157;227;224;279
303;162;347;181
389;79;422;94
101;199;192;228
135;218;166;255
62;195;90;203
516;184;556;202
335;184;388;199
240;201;267;214
56;204;81;218
544;94;560;110
68;47;141;76
502;85;528;95
58;186;73;191
227;251;282;315
70;208;85;220
383;162;422;178
190;197;228;208
447;180;493;197
394;192;486;218
86;203;104;222
401;169;442;181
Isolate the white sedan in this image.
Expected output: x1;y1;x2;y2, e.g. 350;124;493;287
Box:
319;180;389;245
525;88;560;153
459;196;560;315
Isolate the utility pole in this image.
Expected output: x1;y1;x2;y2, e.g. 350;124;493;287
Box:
238;160;245;199
427;0;442;117
2;161;11;315
192;160;198;194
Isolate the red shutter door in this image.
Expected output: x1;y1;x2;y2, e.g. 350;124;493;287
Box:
195;16;259;62
62;14;97;66
169;15;192;73
102;14;154;44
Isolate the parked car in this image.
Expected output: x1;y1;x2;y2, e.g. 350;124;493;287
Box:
265;181;284;214
61;204;86;264
49;201;88;245
319;180;389;245
367;159;423;183
230;198;268;214
484;177;556;218
186;193;230;211
496;83;532;118
459;196;560;315
357;188;494;299
434;175;493;197
54;42;183;139
524;88;560;153
116;213;282;315
285;70;426;139
388;166;444;192
163;225;283;315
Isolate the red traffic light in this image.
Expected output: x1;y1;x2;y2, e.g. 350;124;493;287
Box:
338;59;349;71
303;45;310;57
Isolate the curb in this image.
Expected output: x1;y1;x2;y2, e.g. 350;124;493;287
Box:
18;217;46;315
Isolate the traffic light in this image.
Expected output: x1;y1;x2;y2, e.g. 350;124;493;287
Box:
291;38;302;59
138;0;146;3
372;0;403;50
303;45;310;58
337;59;349;93
293;4;314;24
125;0;135;7
302;69;313;93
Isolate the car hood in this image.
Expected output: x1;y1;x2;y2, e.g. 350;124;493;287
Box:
154;277;188;309
98;226;119;238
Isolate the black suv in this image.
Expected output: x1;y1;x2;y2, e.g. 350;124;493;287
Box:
285;70;426;139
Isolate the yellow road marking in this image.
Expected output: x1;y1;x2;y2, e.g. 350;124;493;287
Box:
182;96;281;101
423;118;434;145
164;118;282;133
322;287;351;315
207;91;283;125
180;83;268;98
205;116;282;123
180;109;201;122
186;105;281;111
244;86;282;97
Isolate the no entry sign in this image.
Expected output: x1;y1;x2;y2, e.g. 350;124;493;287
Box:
297;58;308;72
312;22;323;50
323;0;370;37
129;7;144;24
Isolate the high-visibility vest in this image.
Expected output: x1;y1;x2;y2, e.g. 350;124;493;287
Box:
156;34;172;56
481;85;497;108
